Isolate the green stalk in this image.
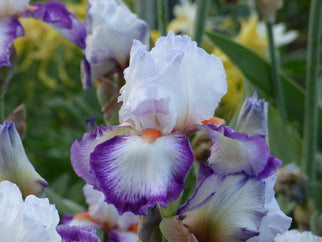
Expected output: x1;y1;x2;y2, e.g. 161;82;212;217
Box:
193;0;210;47
157;0;168;36
138;205;163;242
302;0;322;206
266;21;287;124
0;94;4;122
135;0;157;30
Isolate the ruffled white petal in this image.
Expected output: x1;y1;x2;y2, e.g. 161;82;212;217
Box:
274;230;322;242
0;0;30;17
119;31;227;134
0;180;60;242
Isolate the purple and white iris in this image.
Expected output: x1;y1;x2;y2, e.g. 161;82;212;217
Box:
71;30;290;239
81;0;149;89
72;31;227;215
0;0;86;67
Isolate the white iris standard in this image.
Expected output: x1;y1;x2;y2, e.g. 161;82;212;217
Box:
119;31;227;135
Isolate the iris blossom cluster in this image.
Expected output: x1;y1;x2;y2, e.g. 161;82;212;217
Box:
0;0;85;68
71;31;292;240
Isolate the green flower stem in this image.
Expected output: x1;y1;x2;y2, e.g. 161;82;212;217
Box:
135;0;157;30
0;94;4;122
157;0;168;36
193;0;210;47
266;21;287;124
138;205;163;242
302;0;322;207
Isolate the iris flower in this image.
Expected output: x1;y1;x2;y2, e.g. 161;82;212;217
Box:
0;0;85;68
81;0;149;89
72;31;227;215
71;31;284;228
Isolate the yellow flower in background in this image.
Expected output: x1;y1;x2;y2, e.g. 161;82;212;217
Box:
215;15;268;120
168;0;197;36
235;15;268;57
14;0;86;89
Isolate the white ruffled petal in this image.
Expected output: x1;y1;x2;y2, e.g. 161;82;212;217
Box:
0;180;60;242
0;0;30;17
119;31;227;134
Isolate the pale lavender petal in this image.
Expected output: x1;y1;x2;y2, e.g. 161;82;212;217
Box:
0;17;24;67
71;125;131;186
177;163;225;215
236;91;268;138
180;173;267;241
248;176;292;242
22;1;86;48
204;124;280;178
109;230;138;242
119;31;227;134
90;132;194;215
56;225;100;242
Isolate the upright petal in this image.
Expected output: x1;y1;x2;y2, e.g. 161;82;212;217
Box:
204;124;281;178
90;132;194;215
0;0;30;17
0;17;24;67
119;31;227;134
83;0;149;84
0;122;47;197
178;172;267;241
71;125;132;186
22;1;86;48
236;91;268;138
